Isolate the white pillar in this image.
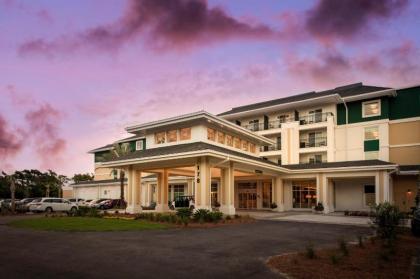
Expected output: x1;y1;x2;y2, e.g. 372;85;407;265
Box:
220;162;235;215
155;170;169;212
322;177;334;213
273;176;284;212
375;172;381;205
126;169;141;214
195;157;212;210
383;171;390;202
326;115;335;162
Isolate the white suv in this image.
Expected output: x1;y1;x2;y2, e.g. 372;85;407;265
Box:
29;198;78;214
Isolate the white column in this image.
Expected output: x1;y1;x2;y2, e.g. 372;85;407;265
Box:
219;162;235;215
326;115;335;162
155;170;169;212
322;176;333;214
383;171;390;202
273;176;284;212
126;166;134;212
375;171;381;205
197;157;211;210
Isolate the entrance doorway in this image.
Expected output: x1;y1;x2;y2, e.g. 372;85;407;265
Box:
237;182;257;209
292;180;317;209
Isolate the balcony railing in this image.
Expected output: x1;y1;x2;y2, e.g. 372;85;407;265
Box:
299;137;327;148
299;112;332;125
242;120;284;132
260;144;281;152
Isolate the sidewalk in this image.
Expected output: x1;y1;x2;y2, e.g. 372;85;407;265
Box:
238;210;371;226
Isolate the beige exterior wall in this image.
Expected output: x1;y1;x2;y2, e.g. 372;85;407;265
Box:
393;176;418;212
62;189;73;199
389;120;420;165
335;120;389;162
94;167;115;180
389;146;420;165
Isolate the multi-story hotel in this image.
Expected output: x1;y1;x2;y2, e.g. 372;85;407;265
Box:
72;82;420;214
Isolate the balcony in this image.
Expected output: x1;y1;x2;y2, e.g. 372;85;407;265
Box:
299;112;333;125
299;137;327;148
260;144;281;152
242;120;283;132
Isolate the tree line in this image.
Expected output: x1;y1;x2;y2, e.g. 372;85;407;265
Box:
0;170;94;199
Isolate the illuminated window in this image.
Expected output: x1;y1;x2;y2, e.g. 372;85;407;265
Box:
167;130;177;142
155;132;166;144
226;135;233;146
207;128;216;141
242;140;249;151
234;137;241;149
249;143;256;153
217;132;225;144
362;100;381;118
135;140;144;150
364;126;379;140
179;128;191;140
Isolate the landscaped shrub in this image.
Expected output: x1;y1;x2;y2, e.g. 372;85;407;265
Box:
193;209;211;223
208;211;223;223
305;243;316;259
270;202;278;209
338;239;349;256
75;206;100;217
330;253;340;265
176;207;192;219
371;202;402;240
314;202;324;212
225;215;232;221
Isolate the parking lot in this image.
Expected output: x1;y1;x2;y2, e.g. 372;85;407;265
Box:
0;216;371;279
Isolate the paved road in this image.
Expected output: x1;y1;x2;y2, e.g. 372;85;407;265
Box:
0;216;370;279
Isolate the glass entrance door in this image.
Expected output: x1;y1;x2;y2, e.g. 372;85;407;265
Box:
292;181;317;209
237;182;257;209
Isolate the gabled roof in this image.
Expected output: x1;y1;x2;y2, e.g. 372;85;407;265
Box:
88;144;114;153
218;83;392;117
101;141;281;168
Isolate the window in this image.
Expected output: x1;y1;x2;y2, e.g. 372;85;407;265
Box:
362;100;381;117
226;135;233;146
155;132;166;144
364;126;379;140
364;185;375;207
136;140;144;150
278;114;289;123
248;119;259;131
167;130;177;142
207;128;216;141
309;154;322;164
365;151;379;160
234;137;241;149
217;132;225;144
242;140;249;151
179;128;191;140
211;183;218;206
249;143;256;153
172;185;185;200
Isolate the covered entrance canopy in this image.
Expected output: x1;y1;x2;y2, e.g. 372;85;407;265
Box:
100;142;287;215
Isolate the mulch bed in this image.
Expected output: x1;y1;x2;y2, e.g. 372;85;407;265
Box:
267;233;420;279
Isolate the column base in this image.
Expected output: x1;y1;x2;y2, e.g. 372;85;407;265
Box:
125;205;141;214
323;205;334;214
272;203;285;212
219;205;236;215
155;204;170;212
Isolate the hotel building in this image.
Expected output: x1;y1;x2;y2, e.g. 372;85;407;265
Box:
72;82;420;214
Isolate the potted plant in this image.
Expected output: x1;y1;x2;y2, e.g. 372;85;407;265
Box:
314;202;324;214
270;202;278;210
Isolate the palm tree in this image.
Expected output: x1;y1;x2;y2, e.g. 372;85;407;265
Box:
104;143;133;201
2;171;16;213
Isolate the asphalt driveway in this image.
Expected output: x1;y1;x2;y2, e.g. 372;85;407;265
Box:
0;216;371;279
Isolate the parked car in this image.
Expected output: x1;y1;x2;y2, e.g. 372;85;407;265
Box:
89;199;108;208
68;198;85;206
98;199;127;210
15;198;36;212
412;206;420;236
0;199;20;210
28;198;78;213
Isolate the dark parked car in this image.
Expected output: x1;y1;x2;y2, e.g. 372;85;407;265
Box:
412;207;420;236
16;198;36;212
98;199;127;210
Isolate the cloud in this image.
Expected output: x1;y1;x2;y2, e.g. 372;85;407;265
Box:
24;104;66;168
19;0;279;56
305;0;408;41
0;113;25;161
285;49;352;85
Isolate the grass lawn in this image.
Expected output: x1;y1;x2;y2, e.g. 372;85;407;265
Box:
9;217;169;232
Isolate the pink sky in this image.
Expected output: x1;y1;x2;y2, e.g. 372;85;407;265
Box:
1;0;419;176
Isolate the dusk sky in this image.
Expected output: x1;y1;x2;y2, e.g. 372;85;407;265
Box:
1;0;419;176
